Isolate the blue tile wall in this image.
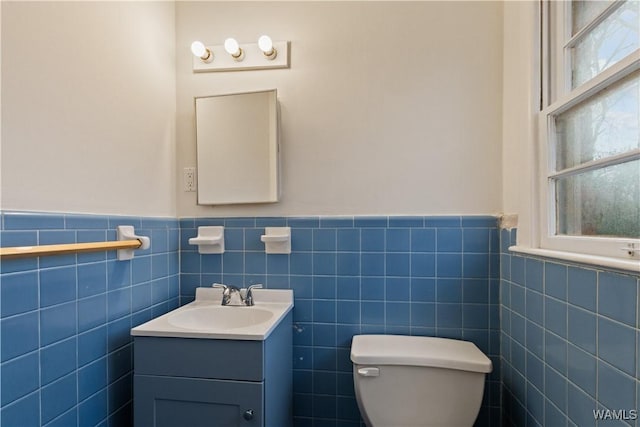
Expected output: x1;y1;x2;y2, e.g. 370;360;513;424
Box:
180;216;501;427
0;211;179;427
500;228;640;427
1;212;536;427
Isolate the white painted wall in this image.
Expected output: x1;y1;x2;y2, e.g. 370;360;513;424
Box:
502;1;539;245
1;2;176;217
176;1;504;217
1;2;506;219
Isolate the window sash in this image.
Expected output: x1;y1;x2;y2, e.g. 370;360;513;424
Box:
546;0;638;103
570;0;639;88
539;2;640;260
539;109;640;259
565;0;624;49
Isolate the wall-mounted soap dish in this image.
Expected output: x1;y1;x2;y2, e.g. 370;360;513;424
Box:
261;227;291;254
189;226;225;254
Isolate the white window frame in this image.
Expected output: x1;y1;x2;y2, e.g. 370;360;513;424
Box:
538;0;640;262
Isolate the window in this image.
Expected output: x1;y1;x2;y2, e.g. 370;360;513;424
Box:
540;0;639;260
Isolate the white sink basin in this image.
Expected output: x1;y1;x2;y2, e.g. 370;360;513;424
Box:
131;287;293;341
167;306;274;330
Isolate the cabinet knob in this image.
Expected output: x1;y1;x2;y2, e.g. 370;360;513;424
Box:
243;409;254;421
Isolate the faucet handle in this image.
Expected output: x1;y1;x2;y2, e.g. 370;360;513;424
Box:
244;284;263;306
213;283;241;292
212;283;228;305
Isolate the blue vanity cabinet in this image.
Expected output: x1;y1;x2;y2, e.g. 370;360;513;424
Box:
133;312;292;427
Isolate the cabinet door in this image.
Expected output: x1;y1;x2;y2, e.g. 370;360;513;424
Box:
134;375;263;427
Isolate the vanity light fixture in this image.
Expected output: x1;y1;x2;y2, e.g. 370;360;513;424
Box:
224;38;244;61
191;36;289;73
191;40;213;63
258;35;277;60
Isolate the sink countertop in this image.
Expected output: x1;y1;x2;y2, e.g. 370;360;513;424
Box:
130;287;294;341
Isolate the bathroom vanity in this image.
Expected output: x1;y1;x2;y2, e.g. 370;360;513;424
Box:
131;288;293;427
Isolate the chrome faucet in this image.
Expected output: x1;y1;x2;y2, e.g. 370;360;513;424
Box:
212;283;263;306
213;284;243;305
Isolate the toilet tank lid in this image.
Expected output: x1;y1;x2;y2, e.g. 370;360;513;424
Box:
350;335;492;373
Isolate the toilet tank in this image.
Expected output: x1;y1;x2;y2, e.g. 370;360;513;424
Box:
351;335;493;427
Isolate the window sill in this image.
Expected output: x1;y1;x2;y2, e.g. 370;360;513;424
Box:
509;246;640;275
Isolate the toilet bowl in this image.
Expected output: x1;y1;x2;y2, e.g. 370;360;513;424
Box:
350;335;492;427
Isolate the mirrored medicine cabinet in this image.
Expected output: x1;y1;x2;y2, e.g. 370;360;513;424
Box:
195;89;279;205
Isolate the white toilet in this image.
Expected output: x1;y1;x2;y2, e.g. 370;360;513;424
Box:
350;334;492;427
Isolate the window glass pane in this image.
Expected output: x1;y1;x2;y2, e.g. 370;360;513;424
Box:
572;0;614;35
555;72;639;171
572;0;639;88
556;159;640;238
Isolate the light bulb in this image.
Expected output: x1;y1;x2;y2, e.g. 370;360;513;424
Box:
191;41;206;57
258;35;277;60
258;35;273;53
224;38;241;56
191;40;212;63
